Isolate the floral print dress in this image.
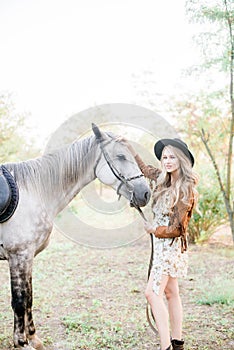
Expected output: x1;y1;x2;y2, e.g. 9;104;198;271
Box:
151;191;188;295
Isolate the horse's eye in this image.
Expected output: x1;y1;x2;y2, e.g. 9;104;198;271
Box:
117;154;126;161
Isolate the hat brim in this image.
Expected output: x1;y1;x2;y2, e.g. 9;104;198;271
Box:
154;139;194;167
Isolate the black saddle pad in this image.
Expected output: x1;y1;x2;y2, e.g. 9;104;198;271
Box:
0;173;11;213
0;165;19;223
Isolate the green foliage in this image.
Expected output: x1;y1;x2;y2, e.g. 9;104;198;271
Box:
0;93;39;162
171;0;234;242
171;92;230;242
189;177;227;243
186;0;233;23
185;0;233;72
172;90;230;165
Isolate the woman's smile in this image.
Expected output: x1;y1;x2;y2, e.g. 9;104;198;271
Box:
162;149;180;173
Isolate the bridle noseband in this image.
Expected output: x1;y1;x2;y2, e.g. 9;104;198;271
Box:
95;138;143;203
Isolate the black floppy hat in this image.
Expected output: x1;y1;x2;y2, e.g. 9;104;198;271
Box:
154;138;195;167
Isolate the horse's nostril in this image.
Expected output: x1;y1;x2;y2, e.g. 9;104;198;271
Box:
145;191;150;201
145;191;151;203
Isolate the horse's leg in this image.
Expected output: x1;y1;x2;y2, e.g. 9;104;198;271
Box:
25;275;44;350
8;253;43;350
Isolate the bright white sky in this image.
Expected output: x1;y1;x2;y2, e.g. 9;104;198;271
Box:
0;0;199;147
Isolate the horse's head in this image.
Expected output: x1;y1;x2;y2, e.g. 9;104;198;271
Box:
92;123;151;208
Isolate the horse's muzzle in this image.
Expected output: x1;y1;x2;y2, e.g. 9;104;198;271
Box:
130;188;151;208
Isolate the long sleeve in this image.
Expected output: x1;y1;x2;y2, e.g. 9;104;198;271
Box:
135;154;161;181
154;197;195;252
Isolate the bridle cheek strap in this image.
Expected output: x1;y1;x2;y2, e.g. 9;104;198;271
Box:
96;139;143;200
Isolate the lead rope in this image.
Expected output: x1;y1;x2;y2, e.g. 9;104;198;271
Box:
133;206;158;336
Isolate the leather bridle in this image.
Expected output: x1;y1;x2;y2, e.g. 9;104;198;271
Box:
95;137;158;336
95;138;144;204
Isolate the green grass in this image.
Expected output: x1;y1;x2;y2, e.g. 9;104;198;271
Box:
62;313;141;350
196;278;234;306
0;231;233;350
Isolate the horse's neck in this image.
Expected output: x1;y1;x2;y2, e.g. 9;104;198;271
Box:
50;137;98;215
8;137;98;218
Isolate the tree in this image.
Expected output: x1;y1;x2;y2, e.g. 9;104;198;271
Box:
0;93;39;162
183;0;234;241
170;93;229;242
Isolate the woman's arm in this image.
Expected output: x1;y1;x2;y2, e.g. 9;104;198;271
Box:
154;198;195;252
116;137;161;181
135;154;161;181
154;200;194;238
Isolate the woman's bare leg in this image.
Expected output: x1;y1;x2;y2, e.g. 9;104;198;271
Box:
145;273;171;350
165;277;183;340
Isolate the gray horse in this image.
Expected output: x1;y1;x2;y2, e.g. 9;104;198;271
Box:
0;123;150;349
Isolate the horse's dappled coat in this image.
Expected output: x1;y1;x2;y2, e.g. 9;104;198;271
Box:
0;124;150;350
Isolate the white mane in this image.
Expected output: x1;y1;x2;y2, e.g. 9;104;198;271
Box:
5;135;99;200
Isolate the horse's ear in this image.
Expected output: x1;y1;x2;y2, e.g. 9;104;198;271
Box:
92;123;106;141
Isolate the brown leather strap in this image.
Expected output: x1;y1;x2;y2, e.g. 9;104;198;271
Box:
146;301;158;335
146;233;158;335
133;209;158;335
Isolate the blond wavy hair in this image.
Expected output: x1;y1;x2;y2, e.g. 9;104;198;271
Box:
153;145;198;209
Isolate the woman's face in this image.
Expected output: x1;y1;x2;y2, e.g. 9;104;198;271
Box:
162;147;180;174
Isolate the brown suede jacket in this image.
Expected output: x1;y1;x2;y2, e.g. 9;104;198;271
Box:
135;154;195;252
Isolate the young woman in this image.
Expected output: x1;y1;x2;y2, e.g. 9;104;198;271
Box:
122;137;198;350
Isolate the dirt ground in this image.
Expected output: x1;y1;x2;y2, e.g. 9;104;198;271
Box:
0;228;233;350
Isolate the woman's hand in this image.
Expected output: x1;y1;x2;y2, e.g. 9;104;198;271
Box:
143;221;155;235
115;136;138;157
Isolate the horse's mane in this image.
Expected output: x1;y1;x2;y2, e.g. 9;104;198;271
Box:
5;135;98;198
